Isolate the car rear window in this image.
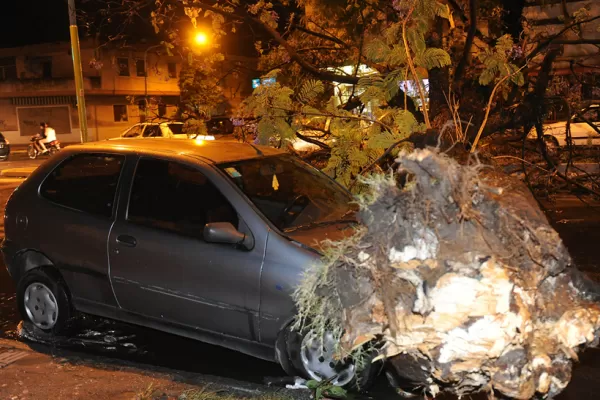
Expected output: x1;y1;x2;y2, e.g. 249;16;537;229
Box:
168;124;184;135
40;153;125;217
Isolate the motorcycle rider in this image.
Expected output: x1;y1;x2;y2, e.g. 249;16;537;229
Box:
34;122;57;154
33;123;47;154
41;122;57;151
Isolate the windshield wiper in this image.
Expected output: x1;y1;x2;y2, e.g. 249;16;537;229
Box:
284;219;358;233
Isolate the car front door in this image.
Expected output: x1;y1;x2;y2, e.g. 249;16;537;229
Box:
108;156;263;340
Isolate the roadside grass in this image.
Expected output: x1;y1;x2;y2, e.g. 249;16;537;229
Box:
136;384;293;400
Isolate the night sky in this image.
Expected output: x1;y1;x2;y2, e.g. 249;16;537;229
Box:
0;0;70;48
0;0;526;49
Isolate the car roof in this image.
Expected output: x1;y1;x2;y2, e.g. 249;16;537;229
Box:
137;121;183;126
69;138;284;164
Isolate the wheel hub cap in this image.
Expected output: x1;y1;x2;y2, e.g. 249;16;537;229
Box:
300;331;356;386
23;283;58;330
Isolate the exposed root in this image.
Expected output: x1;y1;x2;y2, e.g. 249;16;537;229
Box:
294;149;600;399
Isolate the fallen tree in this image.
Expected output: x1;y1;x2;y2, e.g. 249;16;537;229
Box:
294;148;600;399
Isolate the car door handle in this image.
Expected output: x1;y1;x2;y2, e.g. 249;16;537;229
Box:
116;235;137;247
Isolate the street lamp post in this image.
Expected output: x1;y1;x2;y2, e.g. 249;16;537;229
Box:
67;0;88;142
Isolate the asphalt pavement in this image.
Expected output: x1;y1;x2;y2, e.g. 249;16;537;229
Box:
0;151;45;177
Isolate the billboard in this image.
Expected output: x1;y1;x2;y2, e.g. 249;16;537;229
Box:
17;106;72;137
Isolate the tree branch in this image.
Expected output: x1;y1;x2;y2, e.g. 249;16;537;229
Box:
446;0;492;44
453;0;477;83
526;15;600;61
551;39;600;45
293;25;349;48
295;131;331;150
196;2;360;85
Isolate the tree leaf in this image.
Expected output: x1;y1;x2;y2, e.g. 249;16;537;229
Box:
415;48;451;70
364;38;391;63
298;80;324;103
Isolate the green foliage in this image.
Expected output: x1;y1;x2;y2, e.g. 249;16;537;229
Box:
415;48;452;70
178;56;224;121
478;35;524;88
306;380;348;400
298;80;325;103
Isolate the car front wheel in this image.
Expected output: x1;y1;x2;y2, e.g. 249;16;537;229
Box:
279;327;380;391
17;268;72;334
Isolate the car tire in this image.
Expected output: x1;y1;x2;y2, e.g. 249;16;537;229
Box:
543;135;560;152
16;268;72;335
279;326;380;391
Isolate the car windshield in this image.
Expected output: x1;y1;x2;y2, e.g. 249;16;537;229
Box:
219;155;357;231
168;123;184;135
573;107;600;123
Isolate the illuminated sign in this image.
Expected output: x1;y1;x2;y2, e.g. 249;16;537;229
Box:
252;77;276;89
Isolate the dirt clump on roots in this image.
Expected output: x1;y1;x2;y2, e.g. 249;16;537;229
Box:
294;148;600;399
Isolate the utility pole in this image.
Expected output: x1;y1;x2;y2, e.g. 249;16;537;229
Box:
68;0;88;143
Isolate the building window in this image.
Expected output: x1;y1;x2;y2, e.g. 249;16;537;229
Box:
41;60;52;79
158;104;167;118
113;105;128;122
117;58;130;76
0;57;17;81
90;76;101;89
136;59;146;77
167;62;177;79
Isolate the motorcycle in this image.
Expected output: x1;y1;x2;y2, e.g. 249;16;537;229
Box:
28;135;61;160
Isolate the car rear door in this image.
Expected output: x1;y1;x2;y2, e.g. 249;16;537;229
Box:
108;155;264;340
122;124;144;138
34;152;126;309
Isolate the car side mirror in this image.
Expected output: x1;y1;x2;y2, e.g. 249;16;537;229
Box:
204;222;252;249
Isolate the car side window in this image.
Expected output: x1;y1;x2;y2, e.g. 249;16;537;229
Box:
127;158;239;240
143;125;162;137
40;153;125;217
574;108;600;124
123;125;143;138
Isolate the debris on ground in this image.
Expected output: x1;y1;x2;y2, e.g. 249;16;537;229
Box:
295;148;600;399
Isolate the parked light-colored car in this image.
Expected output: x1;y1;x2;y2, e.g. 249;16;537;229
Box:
528;104;600;147
120;121;215;141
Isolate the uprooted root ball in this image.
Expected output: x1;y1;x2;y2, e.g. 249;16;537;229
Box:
293;149;600;399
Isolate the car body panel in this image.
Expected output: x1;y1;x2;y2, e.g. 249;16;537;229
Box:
0;132;10;159
119;122;214;140
3;151;121;308
528;105;600;146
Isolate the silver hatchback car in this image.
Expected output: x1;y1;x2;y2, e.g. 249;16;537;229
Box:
2;139;375;387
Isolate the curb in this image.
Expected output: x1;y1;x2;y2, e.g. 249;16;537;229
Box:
0;167;37;178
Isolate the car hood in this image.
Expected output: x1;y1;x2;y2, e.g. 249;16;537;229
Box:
284;222;357;252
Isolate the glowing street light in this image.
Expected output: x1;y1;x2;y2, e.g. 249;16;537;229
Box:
194;32;208;46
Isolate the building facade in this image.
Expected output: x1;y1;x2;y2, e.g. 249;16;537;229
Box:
0;40;256;144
